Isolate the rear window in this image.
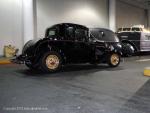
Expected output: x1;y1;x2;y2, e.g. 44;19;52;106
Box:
46;26;59;38
48;30;56;36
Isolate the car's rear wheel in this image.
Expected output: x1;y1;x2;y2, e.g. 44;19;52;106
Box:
40;51;62;72
108;53;120;67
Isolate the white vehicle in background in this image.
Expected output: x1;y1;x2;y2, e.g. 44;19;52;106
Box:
117;25;150;56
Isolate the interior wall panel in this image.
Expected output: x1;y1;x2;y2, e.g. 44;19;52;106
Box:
116;0;148;29
36;0;109;38
0;0;23;55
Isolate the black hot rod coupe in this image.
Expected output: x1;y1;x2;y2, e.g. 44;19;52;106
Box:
13;23;122;72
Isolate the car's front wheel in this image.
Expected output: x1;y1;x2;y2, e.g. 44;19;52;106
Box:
108;53;120;67
40;51;62;72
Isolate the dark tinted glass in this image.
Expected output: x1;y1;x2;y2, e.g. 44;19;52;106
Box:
90;29;119;42
123;28;131;31
117;28;122;32
66;27;74;40
90;30;103;40
75;29;88;41
46;26;59;38
132;27;141;31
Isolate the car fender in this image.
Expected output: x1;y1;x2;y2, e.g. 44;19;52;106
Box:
121;40;138;52
33;40;66;64
110;48;122;56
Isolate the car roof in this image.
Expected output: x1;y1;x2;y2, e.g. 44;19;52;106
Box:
90;28;114;33
48;23;88;30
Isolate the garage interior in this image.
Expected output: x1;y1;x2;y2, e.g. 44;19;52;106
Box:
0;0;150;113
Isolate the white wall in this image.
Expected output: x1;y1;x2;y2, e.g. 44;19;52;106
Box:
22;0;34;44
0;0;109;55
0;0;23;56
148;10;150;29
116;0;148;29
36;0;109;38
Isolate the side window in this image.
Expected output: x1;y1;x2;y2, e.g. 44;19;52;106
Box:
123;28;131;31
101;30;119;42
75;29;87;42
132;28;140;32
66;27;74;40
98;31;104;40
117;28;122;32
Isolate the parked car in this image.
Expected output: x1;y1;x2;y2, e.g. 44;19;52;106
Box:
117;25;150;56
90;28;122;54
13;23;122;72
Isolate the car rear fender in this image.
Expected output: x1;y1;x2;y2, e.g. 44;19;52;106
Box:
34;41;66;64
121;40;138;52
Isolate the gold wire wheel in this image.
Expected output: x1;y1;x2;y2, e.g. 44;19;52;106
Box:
110;54;119;66
46;55;60;70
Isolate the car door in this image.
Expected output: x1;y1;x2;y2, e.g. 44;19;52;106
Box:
90;29;106;55
74;28;92;62
63;25;91;62
140;32;150;51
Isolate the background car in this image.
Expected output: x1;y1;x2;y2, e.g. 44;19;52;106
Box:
117;25;150;56
90;28;122;53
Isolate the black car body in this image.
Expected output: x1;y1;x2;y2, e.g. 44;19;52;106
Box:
13;23;122;72
90;28;122;52
117;26;150;56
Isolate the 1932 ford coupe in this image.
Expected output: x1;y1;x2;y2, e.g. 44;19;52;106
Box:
13;23;122;72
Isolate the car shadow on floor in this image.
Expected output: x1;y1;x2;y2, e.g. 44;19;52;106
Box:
15;64;124;77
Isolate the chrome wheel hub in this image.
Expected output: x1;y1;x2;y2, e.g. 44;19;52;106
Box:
46;55;59;70
111;54;119;66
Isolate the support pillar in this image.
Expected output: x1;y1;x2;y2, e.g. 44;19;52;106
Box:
22;0;35;44
109;0;116;32
148;9;150;29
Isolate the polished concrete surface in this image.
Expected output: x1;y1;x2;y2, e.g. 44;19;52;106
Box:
0;57;150;113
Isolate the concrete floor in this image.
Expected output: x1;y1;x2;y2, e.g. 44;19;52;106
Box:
0;57;150;113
